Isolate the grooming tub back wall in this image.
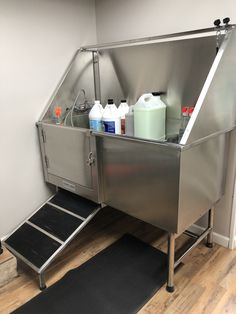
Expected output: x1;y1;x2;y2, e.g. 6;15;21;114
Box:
38;28;236;234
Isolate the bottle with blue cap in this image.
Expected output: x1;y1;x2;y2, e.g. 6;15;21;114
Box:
89;100;104;131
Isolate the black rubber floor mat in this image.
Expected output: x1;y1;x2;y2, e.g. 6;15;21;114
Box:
12;234;168;314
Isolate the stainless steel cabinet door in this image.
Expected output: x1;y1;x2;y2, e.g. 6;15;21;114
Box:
42;124;92;189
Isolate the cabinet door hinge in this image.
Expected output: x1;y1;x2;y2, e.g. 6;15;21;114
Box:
41;129;46;143
44;155;49;168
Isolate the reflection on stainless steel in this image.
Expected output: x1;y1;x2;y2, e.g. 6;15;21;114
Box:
96;135;180;232
95;132;228;234
65;113;90;128
182;29;236;144
41;51;95;122
178;134;226;233
98;36;215;137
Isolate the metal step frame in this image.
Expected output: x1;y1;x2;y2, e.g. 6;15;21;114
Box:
3;190;102;290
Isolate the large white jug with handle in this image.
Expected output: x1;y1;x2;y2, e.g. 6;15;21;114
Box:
134;92;166;141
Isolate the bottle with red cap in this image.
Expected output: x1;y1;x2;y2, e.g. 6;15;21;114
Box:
179;106;189;140
188;106;194;118
54;106;62;125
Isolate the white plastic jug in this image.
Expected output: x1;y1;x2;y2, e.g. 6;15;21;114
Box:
89;100;103;131
118;100;129;134
102;99;121;134
134;92;166;140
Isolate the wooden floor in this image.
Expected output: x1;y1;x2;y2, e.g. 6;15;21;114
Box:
1;207;236;314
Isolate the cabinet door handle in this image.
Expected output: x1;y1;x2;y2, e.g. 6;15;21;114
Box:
87;152;95;166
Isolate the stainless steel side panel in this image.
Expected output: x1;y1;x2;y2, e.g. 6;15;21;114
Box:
178;134;228;233
96;135;180;232
41;50;95;122
99;36;215;109
182;28;236;144
98;35;215;136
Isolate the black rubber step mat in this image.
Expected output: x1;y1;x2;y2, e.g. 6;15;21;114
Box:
29;204;83;242
50;189;99;218
12;234;167;314
5;223;61;269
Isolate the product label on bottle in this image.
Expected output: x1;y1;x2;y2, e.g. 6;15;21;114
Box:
121;118;125;134
103;121;115;133
90;120;102;131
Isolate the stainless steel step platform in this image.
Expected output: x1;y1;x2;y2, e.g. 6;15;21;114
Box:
3;189;101;290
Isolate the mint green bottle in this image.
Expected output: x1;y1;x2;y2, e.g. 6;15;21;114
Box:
134;92;166;141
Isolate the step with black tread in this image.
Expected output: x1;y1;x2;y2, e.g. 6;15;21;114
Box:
5;223;61;269
29;204;84;242
50;189;99;219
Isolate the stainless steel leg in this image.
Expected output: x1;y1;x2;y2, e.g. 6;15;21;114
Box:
39;272;47;290
166;233;175;293
206;208;214;248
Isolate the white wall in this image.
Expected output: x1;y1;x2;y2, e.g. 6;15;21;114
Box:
95;0;236;243
96;0;236;42
0;0;97;238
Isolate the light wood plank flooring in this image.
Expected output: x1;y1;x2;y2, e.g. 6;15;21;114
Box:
0;207;236;314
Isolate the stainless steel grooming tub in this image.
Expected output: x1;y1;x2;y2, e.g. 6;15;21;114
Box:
37;25;236;291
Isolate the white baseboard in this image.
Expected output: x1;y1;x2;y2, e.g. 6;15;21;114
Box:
232;236;236;250
188;224;229;248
